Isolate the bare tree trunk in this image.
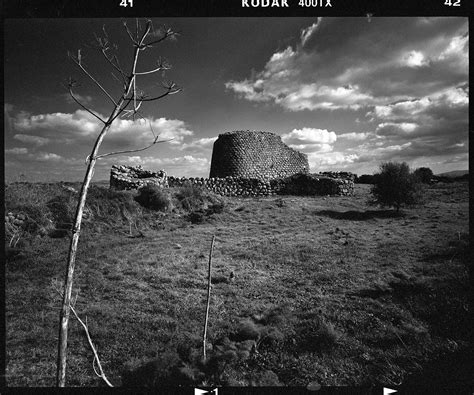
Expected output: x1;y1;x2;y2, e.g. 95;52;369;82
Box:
56;20;181;386
202;235;215;362
56;105;122;386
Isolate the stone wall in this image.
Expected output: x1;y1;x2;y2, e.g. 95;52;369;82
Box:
209;131;309;180
110;165;354;196
110;165;168;190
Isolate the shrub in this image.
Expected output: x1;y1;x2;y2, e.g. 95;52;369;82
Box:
87;186;140;219
134;185;171;211
47;195;77;228
231;320;261;342
121;351;196;387
413;167;434;184
369;162;424;212
175;184;206;212
296;317;341;352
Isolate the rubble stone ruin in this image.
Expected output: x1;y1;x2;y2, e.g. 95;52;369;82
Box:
209;130;309;180
110;130;355;196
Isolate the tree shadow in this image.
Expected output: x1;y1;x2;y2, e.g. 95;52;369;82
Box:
314;209;404;221
401;346;474;389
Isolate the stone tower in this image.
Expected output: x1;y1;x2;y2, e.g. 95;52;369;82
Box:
209;130;309;180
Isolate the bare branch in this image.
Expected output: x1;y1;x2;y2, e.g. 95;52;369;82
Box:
69;51;118;107
135;57;171;76
142;30;179;48
69;304;114;387
108;97;134;124
95;137;173;160
67;86;106;124
130;84;182;103
122;20;138;45
101;49;127;80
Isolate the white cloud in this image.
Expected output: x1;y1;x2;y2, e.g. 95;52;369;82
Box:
226;18;467;113
13;134;50;146
438;34;468;71
376;122;418;135
338;132;370;140
12;109;194;150
300;20;320;47
308;151;359;170
6;147;28;155
402;50;429;67
282;128;337;153
14;110;101;138
282;128;337;144
277;84;372;111
35;152;64;162
109;117;194;146
180;137;217;152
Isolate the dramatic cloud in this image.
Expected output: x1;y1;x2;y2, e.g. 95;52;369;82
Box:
6;147;29;155
11;109;194;150
35;152;65;162
308;151;359;169
402;50;429;68
338;132;371;140
282;128;337;153
376;122;418;136
226;17;468;113
14;110;101;139
300;19;321;47
13;134;50;146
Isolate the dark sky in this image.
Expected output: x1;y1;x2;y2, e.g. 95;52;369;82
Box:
4;17;468;181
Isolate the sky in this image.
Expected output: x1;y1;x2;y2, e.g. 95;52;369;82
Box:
4;17;469;182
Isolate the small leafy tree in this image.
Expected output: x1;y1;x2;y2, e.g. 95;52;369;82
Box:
56;19;181;387
369;162;423;212
413;167;434;184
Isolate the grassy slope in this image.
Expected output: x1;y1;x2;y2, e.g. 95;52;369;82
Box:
5;182;471;387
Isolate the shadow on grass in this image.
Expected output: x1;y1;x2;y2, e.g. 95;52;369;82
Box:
314;209;404;221
402;346;474;388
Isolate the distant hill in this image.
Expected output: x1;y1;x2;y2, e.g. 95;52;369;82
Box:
436;170;469;178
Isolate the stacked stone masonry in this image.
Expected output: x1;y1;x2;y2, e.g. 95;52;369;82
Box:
110;165;354;196
110;165;168;190
209;131;309;180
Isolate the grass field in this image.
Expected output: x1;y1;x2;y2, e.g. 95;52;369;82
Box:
4;180;471;387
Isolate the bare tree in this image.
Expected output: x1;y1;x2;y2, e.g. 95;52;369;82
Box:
56;19;181;387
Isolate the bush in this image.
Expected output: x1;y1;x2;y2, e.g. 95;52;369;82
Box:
46;195;77;228
296;317;341;352
88;186;139;218
369;162;424;212
175;184;206;212
413;167;434;184
134;185;171;211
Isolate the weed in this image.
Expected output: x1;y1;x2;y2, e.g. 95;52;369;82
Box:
296;317;341;353
175;184;206;212
134;185;172;211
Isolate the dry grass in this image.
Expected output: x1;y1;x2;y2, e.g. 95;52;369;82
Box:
5;181;471;387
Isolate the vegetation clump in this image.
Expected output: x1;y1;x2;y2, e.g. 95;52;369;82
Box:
369;162;424;212
413;167;434;184
175;184;208;212
296;316;341;353
134;184;172;211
